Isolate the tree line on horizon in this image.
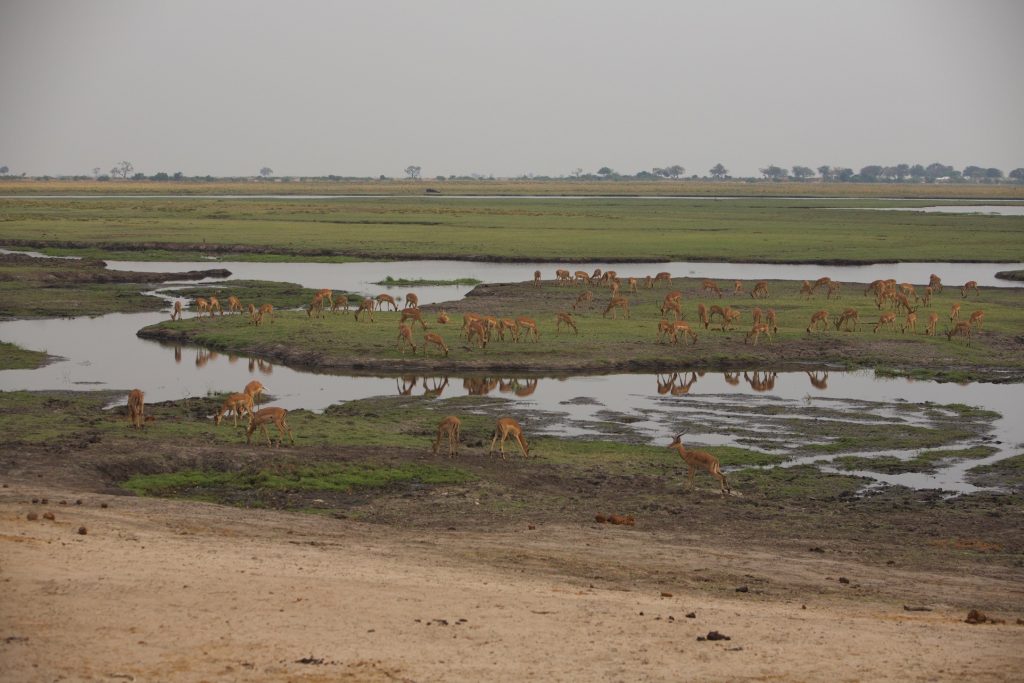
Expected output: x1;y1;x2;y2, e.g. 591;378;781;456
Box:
1;161;1022;183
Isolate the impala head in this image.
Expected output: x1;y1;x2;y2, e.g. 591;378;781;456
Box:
668;430;688;448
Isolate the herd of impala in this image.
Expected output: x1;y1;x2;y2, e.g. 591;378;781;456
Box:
132;269;990;495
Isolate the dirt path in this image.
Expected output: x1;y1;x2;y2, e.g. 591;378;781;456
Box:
2;482;1022;682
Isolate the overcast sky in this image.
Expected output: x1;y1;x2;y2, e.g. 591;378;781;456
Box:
1;0;1022;178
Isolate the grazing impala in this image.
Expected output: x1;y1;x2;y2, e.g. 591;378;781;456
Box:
246;407;294;447
397;323;417;353
697;302;710;329
330;294;350;313
208;296;223;316
668;320;698;345
244;380;267;408
834;308;859;332
555;269;572;285
307;294;325;318
573;290;594;311
315;288;334;307
925;311;939;336
806;310;830;334
127;389;146;429
403;292;419;309
946;321;973;345
700;279;722;297
929;273;943;293
733;280;744;296
602;296;630;319
949;303;961;322
654;271;672;288
961;280;979;298
466;321;489;349
750;281;769;299
227;295;243;314
195;297;210;316
376;293;398;311
919;286;932;307
432;415;462;458
574;270;590;286
873;312;898;333
498;318;519;341
354;297;375;322
516;316;540;342
555;311;578;335
668;431;730;496
626;277;639;293
423;332;450;357
400;307;428;329
744;323;772;345
660;294;683;320
170;300;183;321
214;392;254;427
488;417;530;460
765;308;778;334
258;303;275;323
901;311;918;334
968;309;984;330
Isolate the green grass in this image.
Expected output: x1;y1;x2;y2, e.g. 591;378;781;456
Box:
832;446;998;475
0;341;50;370
121;462;475;496
374;276;483;287
2;194;1022;262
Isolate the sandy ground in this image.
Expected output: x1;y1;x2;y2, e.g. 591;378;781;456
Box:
2;483;1023;682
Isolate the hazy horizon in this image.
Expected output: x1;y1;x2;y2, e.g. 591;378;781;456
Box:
2;0;1022;179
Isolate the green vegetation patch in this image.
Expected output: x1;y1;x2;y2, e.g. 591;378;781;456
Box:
730;464;870;499
832;446;998;474
374;275;483;287
121;462;475;497
966;454;1024;491
0;341;50;370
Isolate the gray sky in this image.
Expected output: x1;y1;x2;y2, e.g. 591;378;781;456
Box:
1;0;1022;178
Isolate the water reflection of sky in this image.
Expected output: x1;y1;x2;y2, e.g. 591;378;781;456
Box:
96;259;1023;305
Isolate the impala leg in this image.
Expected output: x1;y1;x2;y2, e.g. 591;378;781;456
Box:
488;430;499;456
515;434;529;458
687;466;696;491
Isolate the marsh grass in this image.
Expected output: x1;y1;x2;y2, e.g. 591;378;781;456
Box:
0;341;50;370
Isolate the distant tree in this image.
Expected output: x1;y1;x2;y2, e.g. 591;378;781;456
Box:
259;166;273;178
152;172;170;181
634;170;659;180
835;167;855;182
791;165;815;180
909;164;926;181
110;161;134;179
665;164;685;179
1009;168;1024;182
92;167;101;179
404;165;422;180
709;163;728;179
596;166;615;177
925;163;958;181
173;171;184;181
962;165;986;181
985;167;1004;181
859;165;884;181
893;164;910;181
570;167;583;178
0;165;8;175
817;165;833;181
132;172;146;180
759;165;789;181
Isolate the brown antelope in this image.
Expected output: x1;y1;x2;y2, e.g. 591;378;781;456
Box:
946;321;973;345
864;279;885;298
751;307;763;326
555;311;578;335
195;297;210;316
668;431;729;495
207;296;223;316
306;294;325;318
126;389;146;429
949;303;961;322
765;308;778;334
214;392;254;427
806;309;830;334
555;268;572;285
700;279;722;297
925;311;939;336
807;370;829;390
437;309;450;325
246;407;294;447
660;295;683;320
899;283;917;302
901;311;918;334
669;372;699;396
574;270;590;286
466;320;489;348
170;300;183;320
723;372;741;386
329;294;349;313
718;306;741;331
668;320;698;345
488;418;530;460
601;270;617;283
697;302;710;329
258;303;275;323
873;312;898;333
533;270;542;287
626;276;639;293
498;318;519;341
609;279;621;297
244;380;267;408
744;323;772;345
919;286;932;307
799;280;814;299
602;296;630;319
315;288;333;307
397;323;417;353
745;371;777;392
227;295;243;314
643;275;654;289
516;316;540;342
732;280;744;296
750;280;769;299
591;268;602;282
825;280;842;300
834;307;859;332
400;307;427;329
573;290;594;311
247;303;259;324
893;293;916;315
376;293;399;311
403;292;419;309
654;271;672;287
354;297;376;322
928;273;943;293
461;312;482;337
961;280;979;298
432;415;461;457
423;332;450;357
810;277;833;295
656;319;674;344
968;309;984;330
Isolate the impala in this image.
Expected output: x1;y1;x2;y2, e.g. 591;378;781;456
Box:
488;417;530;460
227;295;243;314
376;293;399;311
423;332;450;357
437;310;450;325
654;271;672;287
397;323;417;353
555;311;578;335
928;273;943;293
949;303;961;322
246;407;294;447
214;392;254;427
404;292;419;309
744;323;772;345
330;295;350;313
573;290;594;311
873;312;898;333
208;296;223;316
555;269;572;285
925;311;939;336
668;431;730;495
603;296;630;319
516;316;540;342
806;310;830;334
901;311;918;334
750;281;769;299
968;309;984;330
533;270;542;287
354;297;376;322
498;318;519;342
700;279;722;297
946;321;973;344
244;380;267;408
834;308;859;332
432;415;462;457
961;280;979;298
170;300;183;321
127;389;146;429
400;307;428;329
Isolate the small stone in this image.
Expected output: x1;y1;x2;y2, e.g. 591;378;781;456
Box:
735;586;749;593
42;512;55;521
31;498;38;504
686;612;696;619
101;503;108;509
528;525;536;530
59;500;67;506
838;577;850;584
27;512;38;521
75;500;82;505
77;526;87;535
661;592;673;598
41;499;48;505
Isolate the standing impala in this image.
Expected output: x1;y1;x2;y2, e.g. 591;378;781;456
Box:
246;407;294;447
488;417;530;460
668;431;730;495
431;415;461;458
